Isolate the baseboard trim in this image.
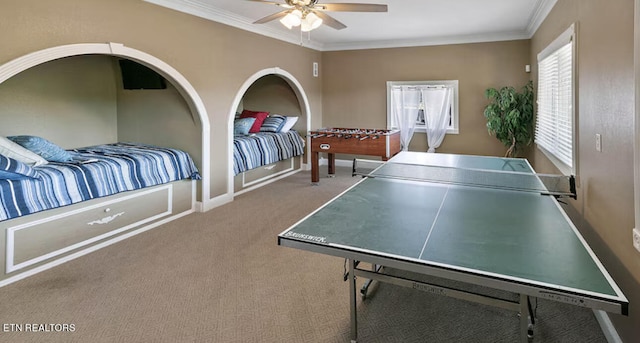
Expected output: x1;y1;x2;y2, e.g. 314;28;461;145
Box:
202;193;233;212
593;310;622;343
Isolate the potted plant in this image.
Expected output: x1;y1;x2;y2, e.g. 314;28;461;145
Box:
483;81;534;157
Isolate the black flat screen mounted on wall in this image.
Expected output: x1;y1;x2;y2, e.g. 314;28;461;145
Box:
119;59;167;90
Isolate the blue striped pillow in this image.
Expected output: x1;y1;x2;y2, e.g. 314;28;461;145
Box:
8;135;74;163
0;154;40;180
260;114;287;133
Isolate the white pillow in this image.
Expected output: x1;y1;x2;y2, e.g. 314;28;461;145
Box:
280;116;299;133
0;136;48;166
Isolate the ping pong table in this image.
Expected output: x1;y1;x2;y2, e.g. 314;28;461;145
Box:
277;151;628;342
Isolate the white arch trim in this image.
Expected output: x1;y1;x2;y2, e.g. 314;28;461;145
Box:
0;42;211;209
227;67;311;198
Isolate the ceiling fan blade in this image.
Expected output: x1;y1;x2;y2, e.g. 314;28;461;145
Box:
317;3;388;12
246;0;293;9
313;10;347;30
253;11;288;24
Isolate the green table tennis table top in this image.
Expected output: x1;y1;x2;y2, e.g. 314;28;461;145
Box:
279;152;627;308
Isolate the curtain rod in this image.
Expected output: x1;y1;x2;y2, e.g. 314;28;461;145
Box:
391;85;452;90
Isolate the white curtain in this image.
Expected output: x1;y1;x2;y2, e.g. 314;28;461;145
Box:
421;87;452;153
392;87;420;151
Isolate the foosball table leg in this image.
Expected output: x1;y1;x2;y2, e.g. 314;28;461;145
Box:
311;151;320;184
328;153;336;178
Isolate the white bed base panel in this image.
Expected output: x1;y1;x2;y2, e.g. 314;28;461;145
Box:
241;157;295;188
6;185;172;273
235;169;303;197
234;156;303;196
0;209;194;289
0;180;196;288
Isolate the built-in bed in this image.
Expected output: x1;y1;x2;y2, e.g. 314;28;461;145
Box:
0;141;200;285
232;110;305;193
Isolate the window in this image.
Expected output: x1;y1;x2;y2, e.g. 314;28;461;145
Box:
386;80;459;134
535;24;575;175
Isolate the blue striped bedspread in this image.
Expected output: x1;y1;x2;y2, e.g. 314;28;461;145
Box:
0;142;200;221
233;131;305;175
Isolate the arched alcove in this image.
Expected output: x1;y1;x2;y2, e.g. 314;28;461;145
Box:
228;67;311;196
0;42;211;209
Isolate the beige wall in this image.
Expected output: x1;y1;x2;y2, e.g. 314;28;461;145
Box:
531;0;638;340
242;75;301;116
322;40;531;157
0;56;119;147
116;64;201;168
240;75;306;133
0;0;322;199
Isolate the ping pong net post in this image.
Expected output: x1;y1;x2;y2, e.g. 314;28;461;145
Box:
352;158;577;200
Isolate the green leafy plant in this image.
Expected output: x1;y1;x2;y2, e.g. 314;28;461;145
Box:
483;81;534;157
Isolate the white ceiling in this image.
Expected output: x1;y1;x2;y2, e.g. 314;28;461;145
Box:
144;0;557;51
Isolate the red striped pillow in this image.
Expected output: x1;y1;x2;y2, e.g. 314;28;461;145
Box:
239;110;269;133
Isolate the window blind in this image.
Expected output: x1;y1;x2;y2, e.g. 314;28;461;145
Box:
535;40;573;170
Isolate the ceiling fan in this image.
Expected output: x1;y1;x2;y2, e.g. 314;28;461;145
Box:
248;0;388;31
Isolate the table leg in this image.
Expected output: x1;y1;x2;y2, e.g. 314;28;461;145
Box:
519;294;532;343
311;151;319;183
349;259;358;343
328;153;335;177
360;264;382;299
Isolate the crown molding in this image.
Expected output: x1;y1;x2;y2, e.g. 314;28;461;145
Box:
143;0;324;50
526;0;558;37
145;0;557;52
321;30;531;52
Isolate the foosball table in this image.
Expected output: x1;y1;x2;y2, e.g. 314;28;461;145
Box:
309;128;401;183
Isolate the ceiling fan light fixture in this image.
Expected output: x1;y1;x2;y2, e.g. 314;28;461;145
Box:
301;11;323;32
254;0;385;31
280;9;302;29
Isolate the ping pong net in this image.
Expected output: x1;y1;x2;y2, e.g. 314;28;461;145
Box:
352;158;577;199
